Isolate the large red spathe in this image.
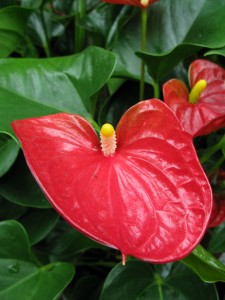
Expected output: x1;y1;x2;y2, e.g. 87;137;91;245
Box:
12;99;212;263
163;59;225;138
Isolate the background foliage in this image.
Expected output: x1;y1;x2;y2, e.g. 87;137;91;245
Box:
0;0;225;299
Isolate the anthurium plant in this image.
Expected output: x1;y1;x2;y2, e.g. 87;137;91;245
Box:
0;0;225;299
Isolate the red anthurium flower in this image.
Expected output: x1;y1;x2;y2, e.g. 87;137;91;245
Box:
101;0;158;8
208;170;225;228
12;99;212;263
163;59;225;138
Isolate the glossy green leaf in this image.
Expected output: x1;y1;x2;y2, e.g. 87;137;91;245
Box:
0;133;19;177
0;46;116;136
205;47;225;57
182;245;225;282
0;220;35;262
113;0;225;81
45;221;104;260
0;220;75;300
0;6;30;57
136;45;201;82
100;261;218;300
81;3;136;49
28;10;64;49
21;0;43;9
20;209;59;245
0;196;27;221
0;154;51;208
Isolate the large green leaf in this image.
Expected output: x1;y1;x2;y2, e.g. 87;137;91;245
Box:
0;220;36;262
0;153;51;208
0;132;19;177
136;44;201;83
19;209;59;245
81;3;136;49
182;245;225;282
0;46;116;136
0;220;75;300
0;196;27;221
0;6;30;57
100;260;218;300
113;0;225;81
45;220;104;260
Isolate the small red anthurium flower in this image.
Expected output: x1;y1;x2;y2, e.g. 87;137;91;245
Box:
11;99;212;264
163;59;225;138
101;0;158;8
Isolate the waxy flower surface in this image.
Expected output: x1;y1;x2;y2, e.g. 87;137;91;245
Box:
163;59;225;138
101;0;158;8
12;99;212;263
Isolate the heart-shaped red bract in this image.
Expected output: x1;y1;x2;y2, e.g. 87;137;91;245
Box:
163;59;225;138
101;0;158;8
12;99;212;263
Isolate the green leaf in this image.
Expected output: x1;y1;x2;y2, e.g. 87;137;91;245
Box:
182;245;225;282
21;0;43;9
0;220;75;300
0;220;36;262
205;47;225;57
0;133;19;177
0;196;27;221
19;209;59;245
45;221;104;260
0;46;116;136
100;260;218;300
0;153;51;208
113;0;225;81
70;275;103;300
208;223;225;254
136;44;201;82
0;6;30;57
81;3;136;49
28;10;64;48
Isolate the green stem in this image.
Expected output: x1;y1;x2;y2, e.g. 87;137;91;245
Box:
207;156;225;174
75;0;86;53
139;7;148;101
200;134;225;165
40;7;51;57
153;82;160;98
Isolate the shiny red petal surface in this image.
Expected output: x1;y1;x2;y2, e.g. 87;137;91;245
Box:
189;59;225;87
11;99;212;263
101;0;158;7
163;80;225;137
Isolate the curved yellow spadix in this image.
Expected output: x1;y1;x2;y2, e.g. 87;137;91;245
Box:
189;79;207;104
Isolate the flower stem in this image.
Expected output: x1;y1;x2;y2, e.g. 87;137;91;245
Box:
139;7;148;101
200;134;225;165
153;82;160;98
40;6;51;57
75;0;86;53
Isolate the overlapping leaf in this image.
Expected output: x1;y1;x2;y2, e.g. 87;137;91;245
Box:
0;46;116;136
0;220;75;300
